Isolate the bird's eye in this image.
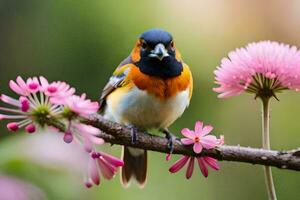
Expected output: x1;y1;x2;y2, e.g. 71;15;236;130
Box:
169;41;175;50
141;41;148;49
170;41;174;48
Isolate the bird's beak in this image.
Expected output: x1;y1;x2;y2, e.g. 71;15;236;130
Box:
148;43;169;61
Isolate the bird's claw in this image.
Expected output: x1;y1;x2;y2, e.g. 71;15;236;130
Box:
163;129;177;155
127;125;138;144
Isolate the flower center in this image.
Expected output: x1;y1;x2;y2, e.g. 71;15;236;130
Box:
28;83;39;90
243;73;286;100
62;107;77;119
195;136;200;143
32;105;51;125
47;86;57;93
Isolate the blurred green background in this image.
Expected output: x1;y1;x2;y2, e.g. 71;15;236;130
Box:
0;0;300;199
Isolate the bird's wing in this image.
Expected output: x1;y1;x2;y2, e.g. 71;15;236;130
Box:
99;56;133;110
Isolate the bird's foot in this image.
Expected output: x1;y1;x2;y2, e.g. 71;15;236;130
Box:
162;129;178;155
127;125;138;144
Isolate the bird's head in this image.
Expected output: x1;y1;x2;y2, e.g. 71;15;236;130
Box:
131;29;183;79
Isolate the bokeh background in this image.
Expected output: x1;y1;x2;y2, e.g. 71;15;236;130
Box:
0;0;300;199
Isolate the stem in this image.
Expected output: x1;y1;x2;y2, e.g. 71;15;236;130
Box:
87;114;300;170
261;97;277;200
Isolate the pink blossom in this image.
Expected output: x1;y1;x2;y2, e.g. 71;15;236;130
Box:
0;77;65;133
0;76;121;188
169;156;220;178
39;76;75;103
26;77;40;93
197;156;220;177
166;153;172;161
9;76;42;95
65;122;104;152
181;121;218;154
217;135;225;146
0;93;40;133
62;94;99;118
213;41;300;98
9;76;31;96
169;120;224;179
0;76;98;139
85;151;124;188
169;156;189;173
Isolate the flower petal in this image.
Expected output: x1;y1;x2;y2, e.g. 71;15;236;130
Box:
73;123;100;135
194;121;203;135
9;80;26;96
186;157;195;179
88;158;100;185
203;157;220;170
83;138;93;153
201;135;218;149
39;76;49;91
166;154;171;161
169;156;189;173
97;157;116;180
201;125;214;136
101;152;124;167
181;138;195;145
217;135;225;146
16;76;28;92
193;143;203;154
181;128;195;139
197;157;208;177
1;94;20;107
89;136;105;145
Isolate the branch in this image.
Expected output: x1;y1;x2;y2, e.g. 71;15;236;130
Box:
85;114;300;171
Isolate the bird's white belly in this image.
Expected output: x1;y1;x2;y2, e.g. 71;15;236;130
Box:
104;87;190;129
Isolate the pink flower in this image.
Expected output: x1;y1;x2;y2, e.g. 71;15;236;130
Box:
168;120;224;179
217;135;225;146
197;156;220;177
85;151;124;188
65;122;104;152
181;121;218;154
39;76;75;103
61;94;101;150
0;92;52;134
0;76;71;134
26;77;40;93
62;94;99;118
213;41;300;98
1;76;122;188
1;76;102;151
9;76;32;96
169;156;220;178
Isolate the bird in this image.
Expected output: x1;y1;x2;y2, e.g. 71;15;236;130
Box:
99;28;193;187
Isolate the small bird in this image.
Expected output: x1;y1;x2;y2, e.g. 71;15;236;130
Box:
99;29;193;187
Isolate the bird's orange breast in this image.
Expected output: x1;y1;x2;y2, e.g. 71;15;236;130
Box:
126;64;193;100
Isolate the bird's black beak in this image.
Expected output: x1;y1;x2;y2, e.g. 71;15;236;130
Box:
148;43;169;61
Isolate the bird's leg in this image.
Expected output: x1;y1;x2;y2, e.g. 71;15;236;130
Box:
126;125;138;144
161;128;178;154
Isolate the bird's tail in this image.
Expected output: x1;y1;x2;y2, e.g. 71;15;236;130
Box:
121;146;147;188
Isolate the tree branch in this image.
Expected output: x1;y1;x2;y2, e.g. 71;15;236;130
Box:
85;114;300;171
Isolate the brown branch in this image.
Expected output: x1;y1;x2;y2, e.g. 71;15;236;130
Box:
85;114;300;171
